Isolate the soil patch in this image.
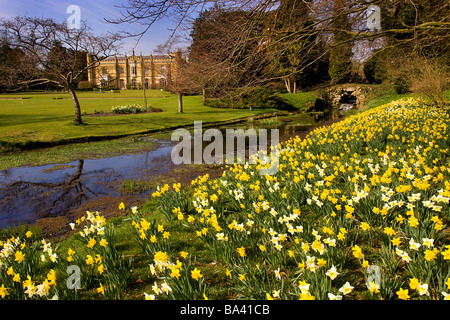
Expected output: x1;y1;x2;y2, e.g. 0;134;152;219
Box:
33;163;226;240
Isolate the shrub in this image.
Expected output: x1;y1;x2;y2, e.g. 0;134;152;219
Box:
205;86;294;110
393;75;412;94
363;55;382;84
410;57;450;105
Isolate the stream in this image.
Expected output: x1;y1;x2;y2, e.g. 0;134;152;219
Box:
0;112;347;230
0;139;176;229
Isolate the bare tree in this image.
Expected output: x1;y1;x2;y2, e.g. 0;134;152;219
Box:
167;50;196;113
108;0;449;98
1;16;122;124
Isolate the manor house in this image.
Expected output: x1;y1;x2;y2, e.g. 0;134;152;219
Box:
87;50;182;90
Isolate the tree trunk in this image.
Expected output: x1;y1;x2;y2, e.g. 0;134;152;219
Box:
293;81;297;94
69;86;83;124
178;92;183;113
202;87;206;105
284;77;291;93
143;84;148;110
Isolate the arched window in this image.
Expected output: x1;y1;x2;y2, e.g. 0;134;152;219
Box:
131;61;137;76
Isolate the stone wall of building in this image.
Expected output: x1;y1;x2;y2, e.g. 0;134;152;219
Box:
87;51;183;89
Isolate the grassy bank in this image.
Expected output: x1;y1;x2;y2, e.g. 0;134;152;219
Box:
0;135;159;171
0;89;276;152
0;89;319;170
1;96;449;301
2;86;447;170
2;86;447;154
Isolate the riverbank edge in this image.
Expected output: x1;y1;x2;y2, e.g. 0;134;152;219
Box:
0;109;293;155
0;114;343;241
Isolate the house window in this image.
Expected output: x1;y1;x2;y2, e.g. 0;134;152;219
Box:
119;66;124;74
131;61;137;76
161;65;166;74
102;67;108;75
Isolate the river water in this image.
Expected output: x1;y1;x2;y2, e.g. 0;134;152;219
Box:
0;116;338;230
0;139;176;228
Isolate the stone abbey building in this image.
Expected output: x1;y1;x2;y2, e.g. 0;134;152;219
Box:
87;51;182;90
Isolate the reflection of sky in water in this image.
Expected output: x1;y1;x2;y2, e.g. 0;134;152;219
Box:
0;140;175;229
0;123;314;229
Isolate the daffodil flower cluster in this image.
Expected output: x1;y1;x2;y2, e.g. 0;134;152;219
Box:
2;97;449;300
65;210;131;299
0;233;58;299
70;210;106;238
111;104;146;114
152;98;450;300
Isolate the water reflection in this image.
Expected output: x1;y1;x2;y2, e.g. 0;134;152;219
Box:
0;140;176;228
0;118;320;229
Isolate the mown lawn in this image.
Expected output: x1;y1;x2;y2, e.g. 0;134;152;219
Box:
0;89;320;169
1;96;449;301
0;89;277;152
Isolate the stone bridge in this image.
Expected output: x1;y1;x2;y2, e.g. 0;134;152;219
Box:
326;84;372;113
309;84;373;119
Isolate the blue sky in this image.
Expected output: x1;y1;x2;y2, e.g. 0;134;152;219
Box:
0;0;183;54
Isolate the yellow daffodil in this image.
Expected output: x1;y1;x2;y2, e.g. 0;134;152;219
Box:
368;281;380;294
0;284;9;299
360;222;370;231
85;255;94;265
97;283;105;295
87;238;96;248
409;277;420;290
237;247;246;257
424;249;437;261
14;251;25;263
396;288;410;300
12;273;20;282
154;251;168;264
383;227;396;236
391;237;402;246
352;245;364;259
191;268;203;281
170;268;181;279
